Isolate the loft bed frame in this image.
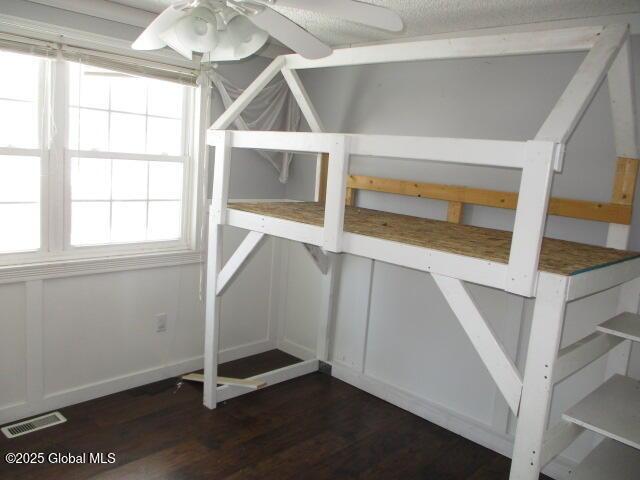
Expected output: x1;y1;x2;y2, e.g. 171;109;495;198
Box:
203;24;640;479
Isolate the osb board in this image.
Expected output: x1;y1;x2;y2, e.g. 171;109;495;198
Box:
229;202;640;276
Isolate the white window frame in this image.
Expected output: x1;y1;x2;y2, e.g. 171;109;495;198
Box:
0;54;203;268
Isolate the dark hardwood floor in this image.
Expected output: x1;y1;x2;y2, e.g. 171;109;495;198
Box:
0;351;548;479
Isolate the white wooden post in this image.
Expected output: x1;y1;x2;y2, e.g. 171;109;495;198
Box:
506;141;558;296
203;131;232;409
323;136;350;252
604;35;638;381
317;253;342;361
510;273;569;480
280;67;327;202
606;38;638;249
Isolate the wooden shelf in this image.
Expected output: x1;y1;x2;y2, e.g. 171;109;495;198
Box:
563;375;640;450
570;439;640;479
597;313;640;343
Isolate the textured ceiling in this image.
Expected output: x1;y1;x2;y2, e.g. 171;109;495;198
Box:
110;0;640;46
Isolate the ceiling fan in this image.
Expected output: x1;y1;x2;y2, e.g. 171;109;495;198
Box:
132;0;403;62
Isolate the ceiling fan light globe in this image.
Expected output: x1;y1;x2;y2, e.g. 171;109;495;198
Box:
204;16;268;62
161;15;218;56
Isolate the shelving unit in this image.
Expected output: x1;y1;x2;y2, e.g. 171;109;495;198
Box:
203;24;640;480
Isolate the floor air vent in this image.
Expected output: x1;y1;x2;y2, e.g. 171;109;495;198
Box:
2;412;66;439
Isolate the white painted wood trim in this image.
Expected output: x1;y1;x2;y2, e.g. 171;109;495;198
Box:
506;141;557;296
432;274;523;414
606;38;638;160
316;253;342;362
510;273;569;480
25;281;44;414
554;332;624;384
216;232;267;296
567;257;640;301
216;359;319;402
281;67;324;132
536;24;629;145
284;26;603;70
605;277;640;382
323;137;350;252
203;220;222;410
606;37;638;249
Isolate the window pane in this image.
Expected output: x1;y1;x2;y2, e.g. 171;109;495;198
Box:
110;76;147;114
0;204;39;253
71;202;110;245
147;117;182;155
148;81;183;118
0;51;39;102
111;201;146;243
112;160;147;200
110;112;146;153
0;156;40;202
148;162;182;200
71;157;111;200
148;201;181;241
0;100;38;148
68;63;109;109
68;108;109;150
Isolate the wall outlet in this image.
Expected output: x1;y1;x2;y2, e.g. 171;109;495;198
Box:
155;313;168;333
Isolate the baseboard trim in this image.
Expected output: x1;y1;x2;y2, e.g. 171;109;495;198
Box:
278;338;316;361
219;338;276;363
330;361;576;480
0;356;203;426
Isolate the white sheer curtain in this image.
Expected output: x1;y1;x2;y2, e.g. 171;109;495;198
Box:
205;69;301;183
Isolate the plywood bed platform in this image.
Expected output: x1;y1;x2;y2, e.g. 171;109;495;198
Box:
229;201;640;276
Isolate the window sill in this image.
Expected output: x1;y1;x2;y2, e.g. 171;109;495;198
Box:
0;248;203;285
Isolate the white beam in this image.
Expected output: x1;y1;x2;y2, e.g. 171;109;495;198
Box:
606;37;639;249
302;243;330;274
281;67;324;132
216;231;267;296
323;136;350;252
510;273;569;480
317;253;342;361
285;26;602;70
216;359;319;402
432;274;523;414
506;141;557;296
215;130;529;169
536;24;629;145
209;56;285;131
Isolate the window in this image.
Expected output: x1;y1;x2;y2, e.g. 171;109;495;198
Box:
0;50;197;265
67;63;188;247
0;51;43;254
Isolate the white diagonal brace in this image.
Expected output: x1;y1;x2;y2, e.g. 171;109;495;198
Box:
536;24;628;148
432;274;523;414
281;66;327;202
210;56;285;131
216;231;267;296
302;243;330;274
282;67;324;132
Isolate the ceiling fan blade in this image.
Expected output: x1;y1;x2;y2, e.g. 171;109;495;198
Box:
247;8;332;59
132;5;186;50
271;0;403;32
